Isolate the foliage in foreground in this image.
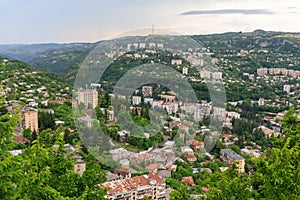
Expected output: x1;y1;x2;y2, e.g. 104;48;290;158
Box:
170;108;300;199
0;97;107;200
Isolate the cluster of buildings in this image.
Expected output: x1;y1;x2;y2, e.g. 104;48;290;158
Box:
257;67;300;78
127;42;164;50
102;140;247;199
0;63;71;108
200;71;223;80
63;43;298;198
131;89;217;122
108;136;205;174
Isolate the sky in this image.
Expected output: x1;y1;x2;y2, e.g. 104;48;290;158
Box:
1;0;300;44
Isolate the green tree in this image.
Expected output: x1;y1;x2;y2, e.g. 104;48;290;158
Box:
170;185;191;200
252;108;300;199
23;128;32;141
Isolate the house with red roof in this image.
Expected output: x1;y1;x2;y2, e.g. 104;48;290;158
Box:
182;176;195;187
190;139;204;150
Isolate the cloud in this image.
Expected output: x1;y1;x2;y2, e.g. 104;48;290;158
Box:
181;9;274;16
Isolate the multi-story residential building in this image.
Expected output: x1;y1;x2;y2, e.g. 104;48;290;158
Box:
171;59;182;65
226;111;240;119
257;68;268;76
182;67;188;75
211;72;222;80
64;144;86;176
283;84;291;93
132;96;142;105
100;173;166;200
220;149;245;173
200;70;211;79
162;102;178;115
257;67;300;78
258;98;265;106
159;94;176;102
77;89;98;109
21;107;38;132
142;86;153;97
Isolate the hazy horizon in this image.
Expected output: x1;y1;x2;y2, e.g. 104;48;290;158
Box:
1;29;300;45
1;0;300;44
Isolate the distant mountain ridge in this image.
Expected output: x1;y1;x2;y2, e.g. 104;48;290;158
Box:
0;43;96;74
1;30;300;83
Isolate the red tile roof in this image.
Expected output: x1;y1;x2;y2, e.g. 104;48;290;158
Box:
182;176;195;186
169;121;180;127
186;152;197;159
146;163;161;171
190;140;204;147
15;136;30;144
165;165;177;172
85;109;93;117
113;169;129;178
48;98;71;104
100;173;163;195
202;187;210;192
200;162;209;167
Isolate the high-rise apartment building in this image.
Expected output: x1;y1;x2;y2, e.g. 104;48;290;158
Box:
21;108;38;132
77;89;98;109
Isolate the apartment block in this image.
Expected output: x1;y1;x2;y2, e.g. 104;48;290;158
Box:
142;86;153;97
21;107;38;132
182;67;188;75
171;59;182;65
77;89;98;109
100;173;166;200
257;68;268;76
211;72;222;80
132;96;142;105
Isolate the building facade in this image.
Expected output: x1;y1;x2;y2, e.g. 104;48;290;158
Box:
21;108;38;132
132;96;142;105
220;149;245;173
77;89;98;109
142;86;153;97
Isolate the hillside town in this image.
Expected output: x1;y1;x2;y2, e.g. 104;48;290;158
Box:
1;31;300;199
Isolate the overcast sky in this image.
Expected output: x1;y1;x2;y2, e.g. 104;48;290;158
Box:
1;0;300;44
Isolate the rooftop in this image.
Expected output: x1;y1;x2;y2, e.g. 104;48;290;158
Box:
100;173;163;195
182;176;195;186
221;149;244;161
